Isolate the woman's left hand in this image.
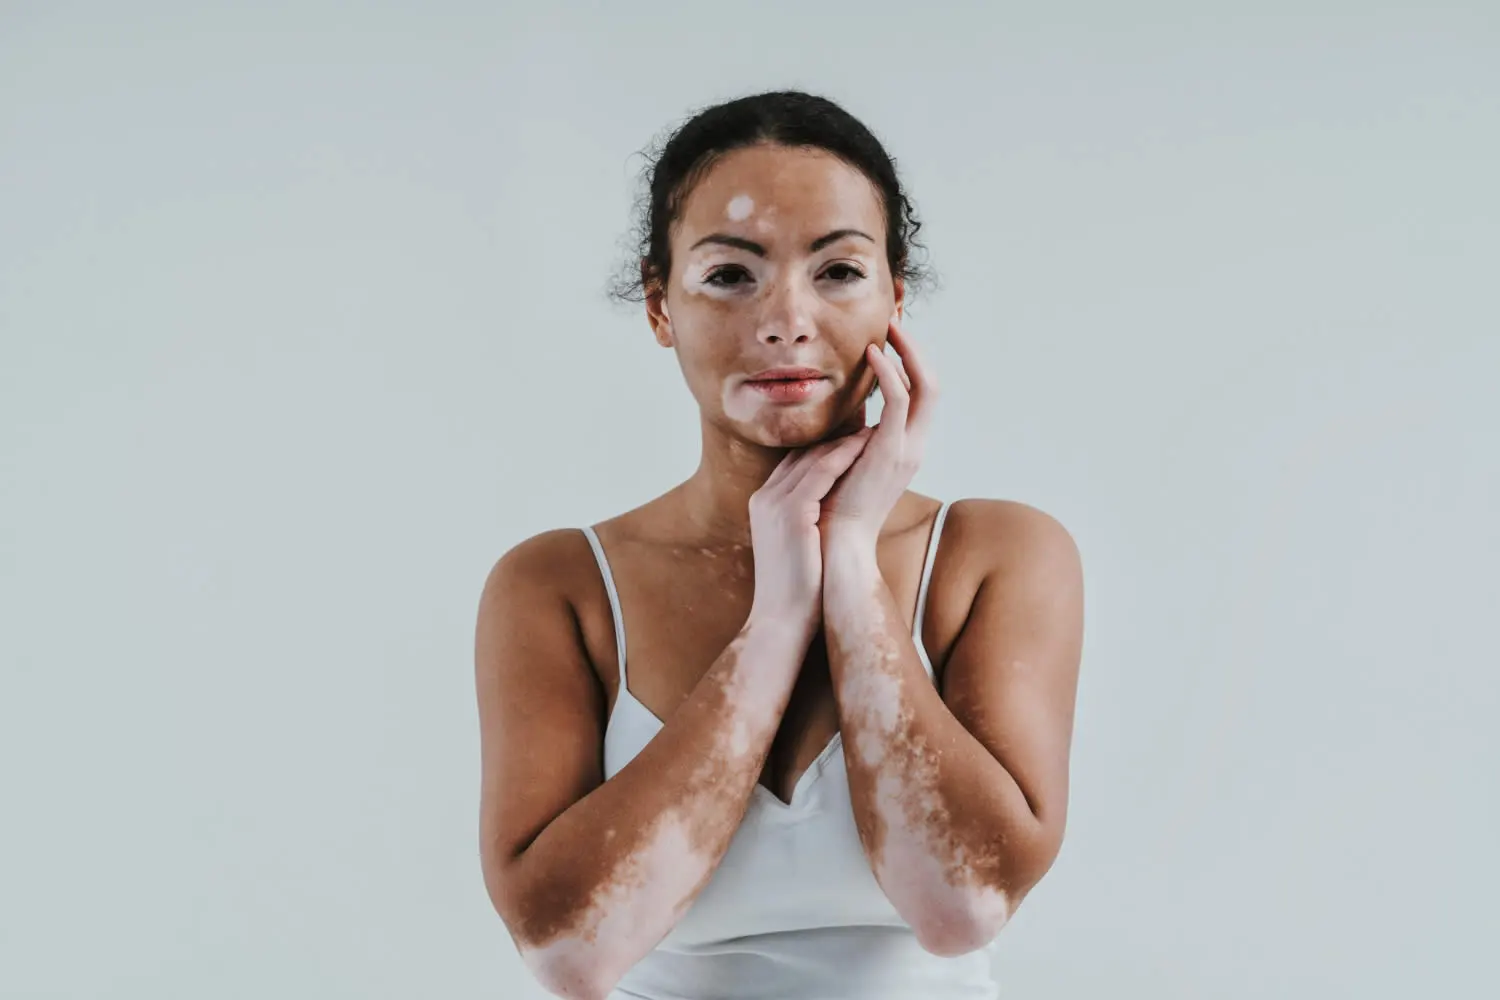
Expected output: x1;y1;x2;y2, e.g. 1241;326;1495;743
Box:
819;317;939;552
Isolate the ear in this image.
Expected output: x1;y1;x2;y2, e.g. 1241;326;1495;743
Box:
643;261;675;347
892;275;906;323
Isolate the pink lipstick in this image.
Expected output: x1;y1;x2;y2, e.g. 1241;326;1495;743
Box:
744;367;830;403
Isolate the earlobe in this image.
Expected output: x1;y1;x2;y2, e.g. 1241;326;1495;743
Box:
657;304;674;347
646;290;674;347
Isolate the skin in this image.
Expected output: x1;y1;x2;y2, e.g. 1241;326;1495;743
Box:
651;144;892;459
475;142;1084;996
813;322;1081;953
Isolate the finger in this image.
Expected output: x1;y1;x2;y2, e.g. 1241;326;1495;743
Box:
867;342;910;440
886;320;938;442
790;433;871;502
767;428;864;496
786;427;873;499
759;447;806;492
885;323;913;392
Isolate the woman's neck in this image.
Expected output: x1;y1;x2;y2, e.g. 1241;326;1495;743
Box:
676;428;780;548
674;409;867;547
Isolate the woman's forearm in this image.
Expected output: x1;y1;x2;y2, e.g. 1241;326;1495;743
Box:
506;616;808;999
821;538;1030;957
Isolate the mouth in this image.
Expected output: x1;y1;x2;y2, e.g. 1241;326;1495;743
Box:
744;366;829;384
742;367;831;404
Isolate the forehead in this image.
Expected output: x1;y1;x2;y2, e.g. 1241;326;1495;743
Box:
674;144;885;244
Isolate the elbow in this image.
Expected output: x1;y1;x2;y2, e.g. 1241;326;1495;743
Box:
488;863;624;1000
538;974;611;1000
910;890;1016;958
914;832;1058;955
525;950;618;1000
912;915;1002;958
510;916;622;1000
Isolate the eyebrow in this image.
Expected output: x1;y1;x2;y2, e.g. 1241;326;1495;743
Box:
687;228;877;256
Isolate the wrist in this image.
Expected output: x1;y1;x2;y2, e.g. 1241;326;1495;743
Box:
821;533;882;587
743;605;818;653
820;519;881;562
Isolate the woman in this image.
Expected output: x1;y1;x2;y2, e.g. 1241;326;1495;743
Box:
475;91;1084;1000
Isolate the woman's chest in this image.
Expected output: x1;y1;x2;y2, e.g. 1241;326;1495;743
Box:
587;536;933;804
652;759;907;949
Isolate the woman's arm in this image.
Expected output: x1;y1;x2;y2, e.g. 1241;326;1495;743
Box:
821;500;1083;956
475;530;808;1000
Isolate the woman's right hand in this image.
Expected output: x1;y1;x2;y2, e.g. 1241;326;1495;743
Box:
746;427;875;641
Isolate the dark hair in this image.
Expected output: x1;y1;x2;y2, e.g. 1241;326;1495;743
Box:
608;90;934;305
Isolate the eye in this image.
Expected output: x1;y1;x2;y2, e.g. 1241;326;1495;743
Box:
822;262;868;283
705;265;753;288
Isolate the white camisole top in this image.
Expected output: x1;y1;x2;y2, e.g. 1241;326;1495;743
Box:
580;501;1001;999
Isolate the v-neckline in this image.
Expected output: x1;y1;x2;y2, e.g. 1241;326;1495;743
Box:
614;686;841;811
588;499;949;814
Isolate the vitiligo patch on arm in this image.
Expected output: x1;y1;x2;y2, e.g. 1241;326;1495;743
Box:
829;582;1013;945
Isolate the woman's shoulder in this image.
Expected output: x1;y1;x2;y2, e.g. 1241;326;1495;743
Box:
486;526;591;585
479;521;624;625
942;491;1074;530
916;497;1080;671
480;498;666;612
938;496;1080;582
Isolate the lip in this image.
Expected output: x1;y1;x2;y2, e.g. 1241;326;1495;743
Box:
743;370;831;404
744;366;828;383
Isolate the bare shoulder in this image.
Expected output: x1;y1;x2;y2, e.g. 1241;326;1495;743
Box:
475;526;613;897
942;498;1081;577
933;498;1084;873
479;527;599;606
474;527;607;724
476;522;626;696
922;498;1082;667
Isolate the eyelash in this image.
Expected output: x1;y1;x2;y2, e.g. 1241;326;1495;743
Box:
704;263;868;287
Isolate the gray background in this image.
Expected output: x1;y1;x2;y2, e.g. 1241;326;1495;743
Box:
2;2;1496;997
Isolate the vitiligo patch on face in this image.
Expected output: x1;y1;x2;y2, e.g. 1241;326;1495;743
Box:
721;379;762;425
726;194;755;221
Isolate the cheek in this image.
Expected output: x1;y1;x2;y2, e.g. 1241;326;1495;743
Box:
720;380;761;424
669;320;742;400
833;275;889;306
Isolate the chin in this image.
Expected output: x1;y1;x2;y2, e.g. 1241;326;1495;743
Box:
738;423;816;449
740;410;862;450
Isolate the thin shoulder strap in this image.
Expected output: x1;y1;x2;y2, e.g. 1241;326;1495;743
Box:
913;501;952;644
579;526;627;687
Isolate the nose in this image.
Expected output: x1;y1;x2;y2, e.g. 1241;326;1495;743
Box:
755;274;818;345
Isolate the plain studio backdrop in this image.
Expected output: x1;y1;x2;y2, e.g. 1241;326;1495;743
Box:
2;3;1496;997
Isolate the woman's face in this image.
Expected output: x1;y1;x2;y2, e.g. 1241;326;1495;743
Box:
646;143;904;449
